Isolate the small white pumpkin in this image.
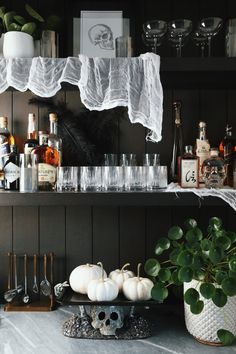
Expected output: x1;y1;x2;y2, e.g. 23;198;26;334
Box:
88;262;119;301
123;263;154;301
109;263;135;292
69;263;107;294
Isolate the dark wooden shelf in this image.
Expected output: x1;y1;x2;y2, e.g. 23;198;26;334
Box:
0;190;226;207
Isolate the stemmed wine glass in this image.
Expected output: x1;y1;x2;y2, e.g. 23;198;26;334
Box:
142;20;167;54
198;17;223;57
192;30;208;57
167;19;193;57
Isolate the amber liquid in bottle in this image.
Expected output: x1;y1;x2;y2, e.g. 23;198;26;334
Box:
179;145;199;188
219;125;236;187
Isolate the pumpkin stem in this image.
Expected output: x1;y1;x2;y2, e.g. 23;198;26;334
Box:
121;263;130;272
137;263;142;280
97;262;104;281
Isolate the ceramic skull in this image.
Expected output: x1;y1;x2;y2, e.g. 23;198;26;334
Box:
91;306;124;335
88;24;114;50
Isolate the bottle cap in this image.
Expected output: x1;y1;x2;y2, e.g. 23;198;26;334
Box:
0;116;8;128
185;145;193;153
49;113;58;122
28;113;35;121
210;148;219;157
199;121;206;127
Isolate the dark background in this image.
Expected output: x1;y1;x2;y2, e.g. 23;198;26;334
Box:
0;0;235;301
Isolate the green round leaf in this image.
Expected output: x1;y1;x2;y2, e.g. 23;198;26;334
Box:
25;4;44;23
194;270;205;281
170;248;182;265
184;218;197;230
185;227;203;243
8;23;22;31
217;329;235;346
4;11;16;31
184;288;199;305
190;300;204;314
21;22;36;36
171;270;182;285
227;231;236;244
192;255;204;270
215;271;228;285
201;239;211;251
0;6;6;20
222;277;236;296
151;282;168;301
212;288;227;307
158;268;171;282
144;258;160;277
209;217;222;231
209;246;224;264
177;250;193;267
13;15;26;25
178;267;193;283
229;270;236;279
215;236;231;251
155;237;170;256
168;226;183;240
229;259;236;273
200;282;216;299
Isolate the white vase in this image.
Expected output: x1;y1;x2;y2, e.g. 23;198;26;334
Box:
184;280;236;345
3;31;34;59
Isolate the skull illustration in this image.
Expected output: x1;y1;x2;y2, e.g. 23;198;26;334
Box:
88;24;114;50
91;306;124;336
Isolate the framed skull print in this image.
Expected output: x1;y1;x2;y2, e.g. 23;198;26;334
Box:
73;11;129;58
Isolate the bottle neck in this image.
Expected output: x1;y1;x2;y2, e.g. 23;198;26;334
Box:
199;126;207;140
39;134;48;146
27;119;37;140
174;107;181;126
50;121;58;135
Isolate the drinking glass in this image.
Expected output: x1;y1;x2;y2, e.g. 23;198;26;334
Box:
57;167;79;192
119;153;137;166
142;20;167;54
80;167;102;191
146;166;168;190
102;166;124;191
143;153;160;166
158;166;168;189
167;19;193;57
192;30;208;57
124;166;147;191
198;17;223;57
103;154;118;166
19;154;38;192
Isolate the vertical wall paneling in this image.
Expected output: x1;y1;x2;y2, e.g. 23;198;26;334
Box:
0;207;12;297
66;206;92;277
93;207;119;271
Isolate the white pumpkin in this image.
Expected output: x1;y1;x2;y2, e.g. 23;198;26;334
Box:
87;262;119;301
109;263;135;292
123;263;154;301
69;263;107;294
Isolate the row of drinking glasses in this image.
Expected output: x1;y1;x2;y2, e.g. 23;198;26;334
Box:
104;153;160;167
142;17;223;57
56;164;168;192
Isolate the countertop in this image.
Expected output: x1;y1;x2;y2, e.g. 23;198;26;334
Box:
0;304;235;354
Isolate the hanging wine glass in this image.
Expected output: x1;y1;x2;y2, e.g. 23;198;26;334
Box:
167;19;193;57
198;17;223;57
142;20;167;54
192;30;208;57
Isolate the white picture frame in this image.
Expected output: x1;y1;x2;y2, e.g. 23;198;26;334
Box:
73;11;130;58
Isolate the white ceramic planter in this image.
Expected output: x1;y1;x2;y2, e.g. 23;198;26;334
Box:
184;280;236;345
3;31;34;59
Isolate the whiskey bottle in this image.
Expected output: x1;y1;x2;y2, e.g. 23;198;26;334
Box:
170;101;184;182
179;145;199;188
34;131;59;191
24;113;38;154
48;113;62;166
195;121;210;183
0;116;15;156
202;148;226;188
4;145;20;190
219;124;235;187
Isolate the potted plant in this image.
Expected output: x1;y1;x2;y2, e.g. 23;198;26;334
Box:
0;4;44;58
144;217;236;346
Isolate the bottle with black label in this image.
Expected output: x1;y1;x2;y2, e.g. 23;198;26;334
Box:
4;145;20;190
24;113;38;154
219;124;236;187
170;101;184;182
0;116;15;189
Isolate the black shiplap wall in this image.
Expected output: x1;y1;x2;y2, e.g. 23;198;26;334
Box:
0;0;236;296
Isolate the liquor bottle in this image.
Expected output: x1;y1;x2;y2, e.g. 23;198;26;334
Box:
179;145;199;188
170;101;184;182
202;148;226;188
4;145;20;190
24;113;38;154
34;131;59;191
219;124;236;187
0;116;15;189
48;113;62;166
195;121;210;183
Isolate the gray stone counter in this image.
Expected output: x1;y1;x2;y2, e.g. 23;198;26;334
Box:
0;305;235;354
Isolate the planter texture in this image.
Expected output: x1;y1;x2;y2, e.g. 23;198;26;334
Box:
3;31;34;58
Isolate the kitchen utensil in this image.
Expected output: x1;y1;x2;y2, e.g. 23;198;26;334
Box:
4;254;23;302
22;254;30;304
32;254;39;294
40;254;51;296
